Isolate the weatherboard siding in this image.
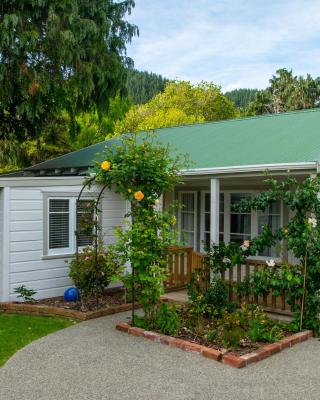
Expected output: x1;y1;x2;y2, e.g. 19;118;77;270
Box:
7;186;127;301
0;189;4;300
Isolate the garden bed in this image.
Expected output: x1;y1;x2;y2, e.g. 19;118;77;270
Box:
0;289;138;321
116;321;313;368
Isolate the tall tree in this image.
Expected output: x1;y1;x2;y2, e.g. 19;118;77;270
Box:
126;69;168;104
114;81;236;135
248;69;320;114
224;88;259;109
0;0;138;146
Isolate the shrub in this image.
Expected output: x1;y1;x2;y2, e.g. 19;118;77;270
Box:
155;303;180;336
216;303;283;348
69;246;123;299
13;285;37;303
204;277;229;311
248;319;283;343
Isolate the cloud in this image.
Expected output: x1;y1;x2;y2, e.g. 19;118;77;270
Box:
127;0;320;90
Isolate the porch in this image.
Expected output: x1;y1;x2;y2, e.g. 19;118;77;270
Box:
165;246;293;317
164;171;312;257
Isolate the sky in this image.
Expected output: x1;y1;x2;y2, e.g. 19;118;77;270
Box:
126;0;320;91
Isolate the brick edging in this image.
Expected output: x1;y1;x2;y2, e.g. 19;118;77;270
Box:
0;301;138;321
116;322;313;368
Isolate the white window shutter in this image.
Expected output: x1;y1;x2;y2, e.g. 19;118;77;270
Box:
48;199;70;249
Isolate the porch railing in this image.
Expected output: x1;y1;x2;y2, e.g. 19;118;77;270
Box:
166;246;292;316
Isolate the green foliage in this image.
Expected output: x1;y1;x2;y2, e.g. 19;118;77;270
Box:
69;246;123;299
204;277;229;310
13;285;37;303
216;304;284;349
224;88;259;108
91;133;186;326
94;132;187;203
114;81;237;135
0;0;137;167
188;271;230;310
184;295;210;335
247;69;320;115
126;69;169;104
235;175;320;332
74;94;133;149
155;303;180;336
248;319;283;343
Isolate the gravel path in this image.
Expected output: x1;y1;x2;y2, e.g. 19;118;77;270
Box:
0;311;319;400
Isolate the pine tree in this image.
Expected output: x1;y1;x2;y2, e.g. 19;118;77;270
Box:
0;0;138;143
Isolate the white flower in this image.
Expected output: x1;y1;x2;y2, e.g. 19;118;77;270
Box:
308;217;317;228
266;259;276;267
223;257;231;264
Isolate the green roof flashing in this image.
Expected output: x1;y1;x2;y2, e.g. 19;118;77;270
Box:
26;108;320;172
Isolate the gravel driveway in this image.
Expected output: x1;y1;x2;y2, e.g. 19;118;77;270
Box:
0;311;319;400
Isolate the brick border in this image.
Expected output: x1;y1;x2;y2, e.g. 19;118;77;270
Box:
116;322;313;368
0;301;139;321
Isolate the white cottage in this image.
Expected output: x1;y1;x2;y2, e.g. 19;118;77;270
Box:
1;109;320;300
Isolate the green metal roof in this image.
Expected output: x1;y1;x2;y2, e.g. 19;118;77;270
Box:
26;108;320;172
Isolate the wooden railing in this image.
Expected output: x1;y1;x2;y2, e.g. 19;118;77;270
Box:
165;246;193;289
221;259;291;315
166;246;292;316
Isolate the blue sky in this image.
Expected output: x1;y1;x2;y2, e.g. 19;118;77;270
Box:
127;0;320;91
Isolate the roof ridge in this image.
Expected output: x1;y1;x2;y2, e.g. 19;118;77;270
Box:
149;107;320;133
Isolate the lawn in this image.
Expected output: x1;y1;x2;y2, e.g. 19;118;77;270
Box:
0;312;75;367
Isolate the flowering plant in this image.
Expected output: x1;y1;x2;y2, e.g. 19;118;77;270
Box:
234;175;320;332
90;133;188;326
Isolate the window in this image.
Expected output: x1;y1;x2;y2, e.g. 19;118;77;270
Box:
230;193;251;244
47;197;95;256
203;192;224;249
49;199;70;251
258;201;281;257
180;192;197;249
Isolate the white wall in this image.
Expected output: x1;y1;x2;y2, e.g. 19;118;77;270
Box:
0;188;3;299
4;184;127;301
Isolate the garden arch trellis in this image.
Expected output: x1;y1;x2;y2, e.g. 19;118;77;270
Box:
75;176;137;321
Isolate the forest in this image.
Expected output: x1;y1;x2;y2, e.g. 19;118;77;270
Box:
1;1;320;172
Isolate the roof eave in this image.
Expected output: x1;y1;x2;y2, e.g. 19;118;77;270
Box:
182;161;319;176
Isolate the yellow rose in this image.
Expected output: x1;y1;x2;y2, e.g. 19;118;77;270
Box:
172;216;177;225
134;191;144;201
101;161;111;171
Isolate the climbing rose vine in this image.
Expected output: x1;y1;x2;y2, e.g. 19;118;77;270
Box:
91;133;188;326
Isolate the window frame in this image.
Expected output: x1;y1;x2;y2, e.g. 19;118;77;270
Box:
47;197;74;256
43;193;97;258
178;191;198;250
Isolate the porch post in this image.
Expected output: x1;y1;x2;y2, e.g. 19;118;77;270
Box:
210;178;220;245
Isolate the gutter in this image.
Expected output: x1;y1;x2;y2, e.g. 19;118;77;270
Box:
181;162;318;176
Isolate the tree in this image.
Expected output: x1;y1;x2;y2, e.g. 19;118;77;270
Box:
74;94;132;149
114;81;236;135
126;69;169;104
248;69;320;114
0;0;138;144
224;88;259;109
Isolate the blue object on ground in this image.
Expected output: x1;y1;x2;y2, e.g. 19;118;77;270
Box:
64;287;80;302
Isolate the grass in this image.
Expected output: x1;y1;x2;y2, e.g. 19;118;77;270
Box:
0;312;75;367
